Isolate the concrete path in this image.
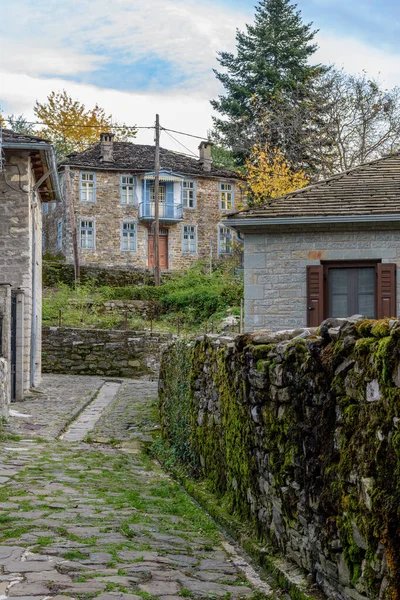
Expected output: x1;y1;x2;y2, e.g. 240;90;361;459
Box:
0;376;273;599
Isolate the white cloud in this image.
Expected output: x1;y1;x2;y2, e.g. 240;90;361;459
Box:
315;32;400;87
0;40;104;77
0;70;213;154
3;0;400;159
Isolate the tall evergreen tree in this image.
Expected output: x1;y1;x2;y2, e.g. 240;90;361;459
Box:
211;0;329;170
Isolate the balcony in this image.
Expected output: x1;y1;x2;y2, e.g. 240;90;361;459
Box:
138;202;183;222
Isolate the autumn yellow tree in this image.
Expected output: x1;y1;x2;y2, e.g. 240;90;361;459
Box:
34;91;137;159
245;144;309;206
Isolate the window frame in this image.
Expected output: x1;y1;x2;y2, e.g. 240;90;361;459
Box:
121;220;137;252
80;171;96;203
323;260;380;320
182;224;197;254
150;183;166;203
218;225;233;255
182;180;196;209
120;174;135;205
219;182;234;211
80;219;96;250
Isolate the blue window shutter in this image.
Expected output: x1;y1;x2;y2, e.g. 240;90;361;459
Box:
143;180;150;203
193;180;197;208
166;182;174;205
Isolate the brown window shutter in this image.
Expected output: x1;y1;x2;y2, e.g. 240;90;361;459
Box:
377;263;397;319
306;265;324;327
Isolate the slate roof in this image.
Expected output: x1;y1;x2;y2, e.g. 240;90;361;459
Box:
2;129;50;145
61;142;241;179
227;152;400;220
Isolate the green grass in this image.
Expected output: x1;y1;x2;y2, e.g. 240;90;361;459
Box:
42;260;243;334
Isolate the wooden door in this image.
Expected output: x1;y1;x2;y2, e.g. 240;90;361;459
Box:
148;229;168;269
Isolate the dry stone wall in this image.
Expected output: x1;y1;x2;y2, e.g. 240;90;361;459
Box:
159;316;400;600
43;327;173;379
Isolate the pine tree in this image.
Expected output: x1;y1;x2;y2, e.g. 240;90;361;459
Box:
211;0;328;170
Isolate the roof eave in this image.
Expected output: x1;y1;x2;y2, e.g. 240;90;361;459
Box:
224;214;400;230
3;141;61;202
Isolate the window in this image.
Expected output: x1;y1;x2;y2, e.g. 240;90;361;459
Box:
183;180;196;209
220;182;234;211
42;232;45;249
80;220;95;249
150;184;166;202
182;225;197;253
57;220;62;250
80;172;96;202
120;175;135;205
307;262;397;327
218;226;233;255
328;266;376;319
42;203;48;215
51;201;57;211
121;221;137;251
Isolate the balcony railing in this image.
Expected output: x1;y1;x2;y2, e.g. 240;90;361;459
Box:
138;202;183;221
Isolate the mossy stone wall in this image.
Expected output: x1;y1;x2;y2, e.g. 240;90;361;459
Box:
159;318;400;600
43;326;173;378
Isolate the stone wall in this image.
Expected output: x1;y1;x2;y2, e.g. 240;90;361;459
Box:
43;261;156;288
0;150;43;396
244;229;400;332
44;168;242;271
159;316;400;600
42;327;173;379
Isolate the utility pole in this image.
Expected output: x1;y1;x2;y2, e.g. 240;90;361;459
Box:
65;166;80;284
154;114;161;286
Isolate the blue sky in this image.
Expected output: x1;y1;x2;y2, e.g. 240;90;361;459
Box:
1;0;400;151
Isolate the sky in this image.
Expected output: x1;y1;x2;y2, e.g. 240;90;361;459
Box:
1;0;400;154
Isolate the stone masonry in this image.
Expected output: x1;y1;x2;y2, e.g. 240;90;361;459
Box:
0;150;44;396
44;171;241;271
159;318;400;600
244;229;400;331
42;326;173;379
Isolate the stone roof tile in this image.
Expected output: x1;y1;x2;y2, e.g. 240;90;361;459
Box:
61;142;241;179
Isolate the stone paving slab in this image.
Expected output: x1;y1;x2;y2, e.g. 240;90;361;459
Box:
0;376;273;599
61;381;121;442
8;375;104;440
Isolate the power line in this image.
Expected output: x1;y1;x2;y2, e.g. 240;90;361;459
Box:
162;126;210;142
162;129;198;158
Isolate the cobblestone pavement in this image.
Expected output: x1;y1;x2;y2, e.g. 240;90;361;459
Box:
0;376;273;599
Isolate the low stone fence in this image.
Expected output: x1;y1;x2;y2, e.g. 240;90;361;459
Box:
159;317;400;600
43;327;174;379
43;262;156;288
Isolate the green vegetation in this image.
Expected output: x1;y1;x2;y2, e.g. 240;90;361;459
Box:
158;321;400;599
43;261;243;334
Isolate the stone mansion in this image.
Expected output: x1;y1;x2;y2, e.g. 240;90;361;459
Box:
43;134;242;271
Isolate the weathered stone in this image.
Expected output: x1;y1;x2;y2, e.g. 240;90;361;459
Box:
366;380;381;402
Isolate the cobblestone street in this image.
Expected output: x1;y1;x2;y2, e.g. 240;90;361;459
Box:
0;376;272;600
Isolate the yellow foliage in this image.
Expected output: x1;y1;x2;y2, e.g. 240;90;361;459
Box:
245;144;309;206
33;90;136;156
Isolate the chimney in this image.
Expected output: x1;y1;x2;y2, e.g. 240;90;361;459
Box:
198;141;213;172
100;132;115;163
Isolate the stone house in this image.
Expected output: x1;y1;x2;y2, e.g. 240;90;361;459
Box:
43;134;242;272
225;153;400;331
0;129;59;404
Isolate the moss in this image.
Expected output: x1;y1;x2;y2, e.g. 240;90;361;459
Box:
371;319;391;338
160;323;400;599
354;337;376;356
252;344;276;360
